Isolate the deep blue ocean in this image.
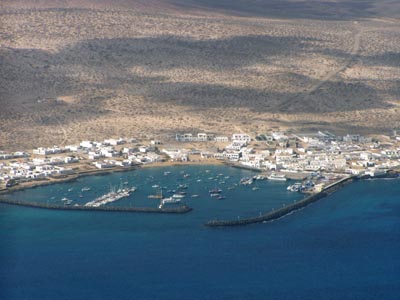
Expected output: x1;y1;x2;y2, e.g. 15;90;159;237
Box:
1;165;399;300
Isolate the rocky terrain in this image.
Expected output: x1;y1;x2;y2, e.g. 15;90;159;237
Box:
0;0;399;150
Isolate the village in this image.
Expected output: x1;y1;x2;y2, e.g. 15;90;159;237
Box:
1;130;400;192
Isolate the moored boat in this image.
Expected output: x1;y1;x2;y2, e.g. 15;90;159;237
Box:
267;173;287;181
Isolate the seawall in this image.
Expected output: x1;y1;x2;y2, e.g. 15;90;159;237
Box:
0;197;192;214
205;176;354;227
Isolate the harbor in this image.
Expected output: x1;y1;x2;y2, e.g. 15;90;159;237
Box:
205;176;355;227
1;164;398;225
0;165;303;221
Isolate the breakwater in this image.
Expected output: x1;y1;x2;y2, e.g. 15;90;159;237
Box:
0;197;193;214
205;176;354;227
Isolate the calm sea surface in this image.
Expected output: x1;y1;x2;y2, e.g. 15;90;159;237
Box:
1;165;399;300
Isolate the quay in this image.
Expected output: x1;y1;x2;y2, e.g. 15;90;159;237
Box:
205;176;354;227
0;197;193;214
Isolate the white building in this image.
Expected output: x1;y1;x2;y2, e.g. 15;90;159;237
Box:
161;149;188;161
232;134;251;142
93;161;114;169
214;136;229;142
80;141;94;148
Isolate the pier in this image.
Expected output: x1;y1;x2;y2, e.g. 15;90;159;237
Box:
205;176;354;227
0;197;193;214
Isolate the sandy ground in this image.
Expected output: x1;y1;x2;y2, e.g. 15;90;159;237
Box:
0;1;399;150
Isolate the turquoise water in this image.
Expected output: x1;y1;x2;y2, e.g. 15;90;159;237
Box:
1;165;399;299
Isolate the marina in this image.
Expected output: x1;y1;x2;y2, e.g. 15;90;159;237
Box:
1;164;398;226
84;186;136;207
0;165;303;220
1;164;399;300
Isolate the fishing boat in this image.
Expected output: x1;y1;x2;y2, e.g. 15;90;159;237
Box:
287;183;302;192
239;177;254;185
209;188;222;194
159;196;182;208
267;173;287;181
172;194;185;199
177;184;188;189
64;200;73;205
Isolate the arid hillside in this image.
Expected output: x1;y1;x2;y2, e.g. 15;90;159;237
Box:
0;0;399;150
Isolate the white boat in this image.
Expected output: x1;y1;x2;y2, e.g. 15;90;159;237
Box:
267;173;287;181
240;177;254;185
191;194;199;198
287;183;302;192
253;175;266;180
81;187;91;192
85;186;133;207
172;194;185;199
161;197;182;205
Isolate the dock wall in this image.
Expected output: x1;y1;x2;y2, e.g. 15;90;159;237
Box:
0;197;192;214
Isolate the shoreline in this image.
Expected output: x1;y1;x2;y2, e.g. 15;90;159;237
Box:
0;159;226;196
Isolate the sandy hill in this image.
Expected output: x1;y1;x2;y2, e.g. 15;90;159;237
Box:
0;0;399;149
